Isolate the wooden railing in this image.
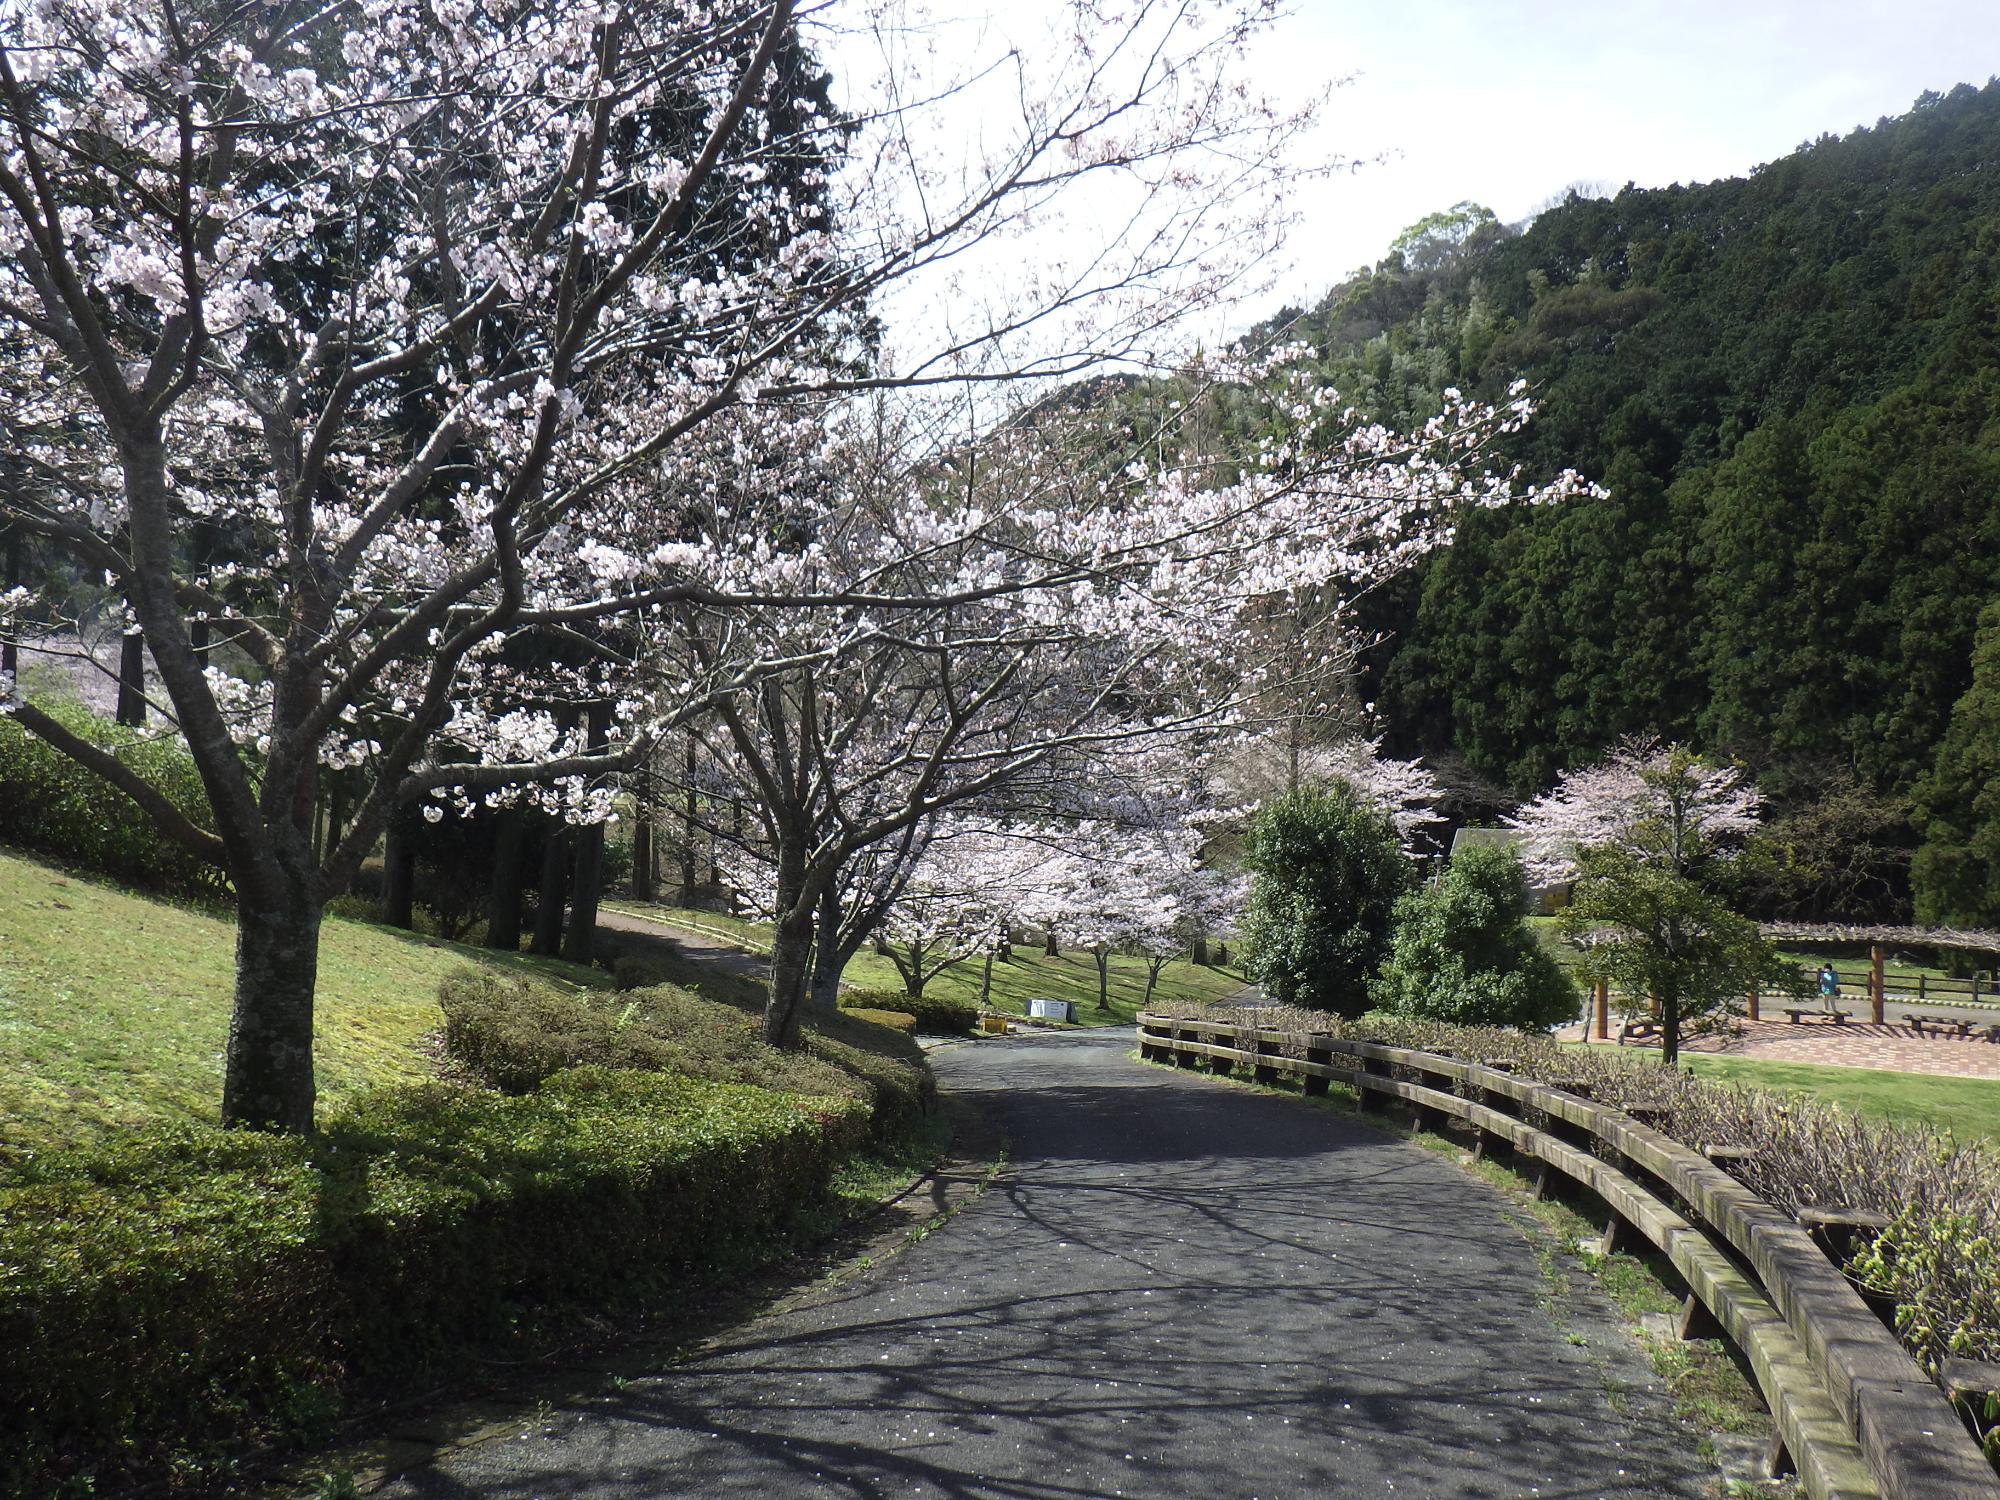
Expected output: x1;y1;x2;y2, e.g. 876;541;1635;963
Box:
1136;1013;2000;1500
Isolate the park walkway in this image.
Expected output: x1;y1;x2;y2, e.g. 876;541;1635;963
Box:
380;1032;1711;1499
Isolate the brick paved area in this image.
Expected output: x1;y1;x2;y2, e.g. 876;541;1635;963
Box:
1582;1018;2000;1078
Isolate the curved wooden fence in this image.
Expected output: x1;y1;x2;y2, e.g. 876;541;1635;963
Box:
1135;1012;1999;1500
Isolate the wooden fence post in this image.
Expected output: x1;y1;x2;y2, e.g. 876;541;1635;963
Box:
1592;980;1609;1042
1869;944;1885;1026
1302;1035;1331;1096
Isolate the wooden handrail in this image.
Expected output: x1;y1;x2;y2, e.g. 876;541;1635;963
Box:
1135;1014;2000;1500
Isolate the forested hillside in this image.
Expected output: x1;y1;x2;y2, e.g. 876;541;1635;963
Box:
1275;81;2000;924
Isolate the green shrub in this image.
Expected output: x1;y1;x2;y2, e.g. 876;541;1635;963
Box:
845;1007;918;1033
839;986;977;1035
439;971;933;1142
0;1071;868;1495
1372;842;1577;1030
1241;783;1413;1015
0;697;227;900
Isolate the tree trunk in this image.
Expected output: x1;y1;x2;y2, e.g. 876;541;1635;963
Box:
1094;946;1111;1012
486;808;526;951
1044;929;1058;957
1143;956;1166;1009
1661;991;1682;1067
116;629;146;727
763;908;816;1047
532;820;569;956
561;700;614;965
631;792;655;902
1;527;19;679
1191;934;1209;966
680;737;699;904
222;879;322;1133
563;823;604;965
188;614;209;659
382;816;416;929
808;884;843;1015
902;940;928;999
980;950;995;1009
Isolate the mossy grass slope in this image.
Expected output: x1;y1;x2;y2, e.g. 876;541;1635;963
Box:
0;845;602;1153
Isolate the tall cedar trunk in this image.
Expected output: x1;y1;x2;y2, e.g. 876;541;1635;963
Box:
631;796;655;902
563;823;605;964
562;701;614;965
532;820;569;955
222;877;322;1133
116;629;146;726
1094;947;1111;1011
1661;991;1682;1067
486;808;526;951
382;817;416;929
679;737;698;904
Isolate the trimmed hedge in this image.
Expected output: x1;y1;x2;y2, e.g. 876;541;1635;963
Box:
839;986;978;1035
439;971;935;1144
0;1069;869;1494
0;697;228;900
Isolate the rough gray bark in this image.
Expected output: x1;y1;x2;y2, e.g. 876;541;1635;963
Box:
222;871;321;1134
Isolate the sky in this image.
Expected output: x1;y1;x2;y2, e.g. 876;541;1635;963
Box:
812;0;2000;377
1251;1;2000;314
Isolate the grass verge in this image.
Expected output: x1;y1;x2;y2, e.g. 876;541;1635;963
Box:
0;846;603;1154
605;899;1249;1025
1677;1053;2000;1140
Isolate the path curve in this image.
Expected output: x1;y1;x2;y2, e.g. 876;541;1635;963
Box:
382;1032;1713;1499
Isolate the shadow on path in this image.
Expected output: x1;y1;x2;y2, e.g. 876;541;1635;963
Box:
382;1033;1710;1500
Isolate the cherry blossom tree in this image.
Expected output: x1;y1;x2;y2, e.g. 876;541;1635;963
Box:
1506;739;1797;1063
0;0;1329;1129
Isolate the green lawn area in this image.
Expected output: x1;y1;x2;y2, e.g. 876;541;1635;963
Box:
0;846;602;1153
1678;1052;2000;1140
605;900;1250;1024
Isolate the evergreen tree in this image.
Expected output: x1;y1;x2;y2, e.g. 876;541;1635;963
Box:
1373;842;1576;1030
1913;600;2000;928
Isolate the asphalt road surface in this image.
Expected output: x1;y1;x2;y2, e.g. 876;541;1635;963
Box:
382;1031;1712;1500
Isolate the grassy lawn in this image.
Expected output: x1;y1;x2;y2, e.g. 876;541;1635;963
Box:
1677;1051;2000;1140
0;846;602;1152
606;899;1250;1024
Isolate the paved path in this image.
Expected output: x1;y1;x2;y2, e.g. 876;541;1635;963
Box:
382;1033;1709;1500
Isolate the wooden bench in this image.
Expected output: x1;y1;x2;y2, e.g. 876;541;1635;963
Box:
1616;1019;1659;1044
1782;1007;1850;1025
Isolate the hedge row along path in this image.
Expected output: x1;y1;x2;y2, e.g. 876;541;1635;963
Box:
379;1031;1712;1498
